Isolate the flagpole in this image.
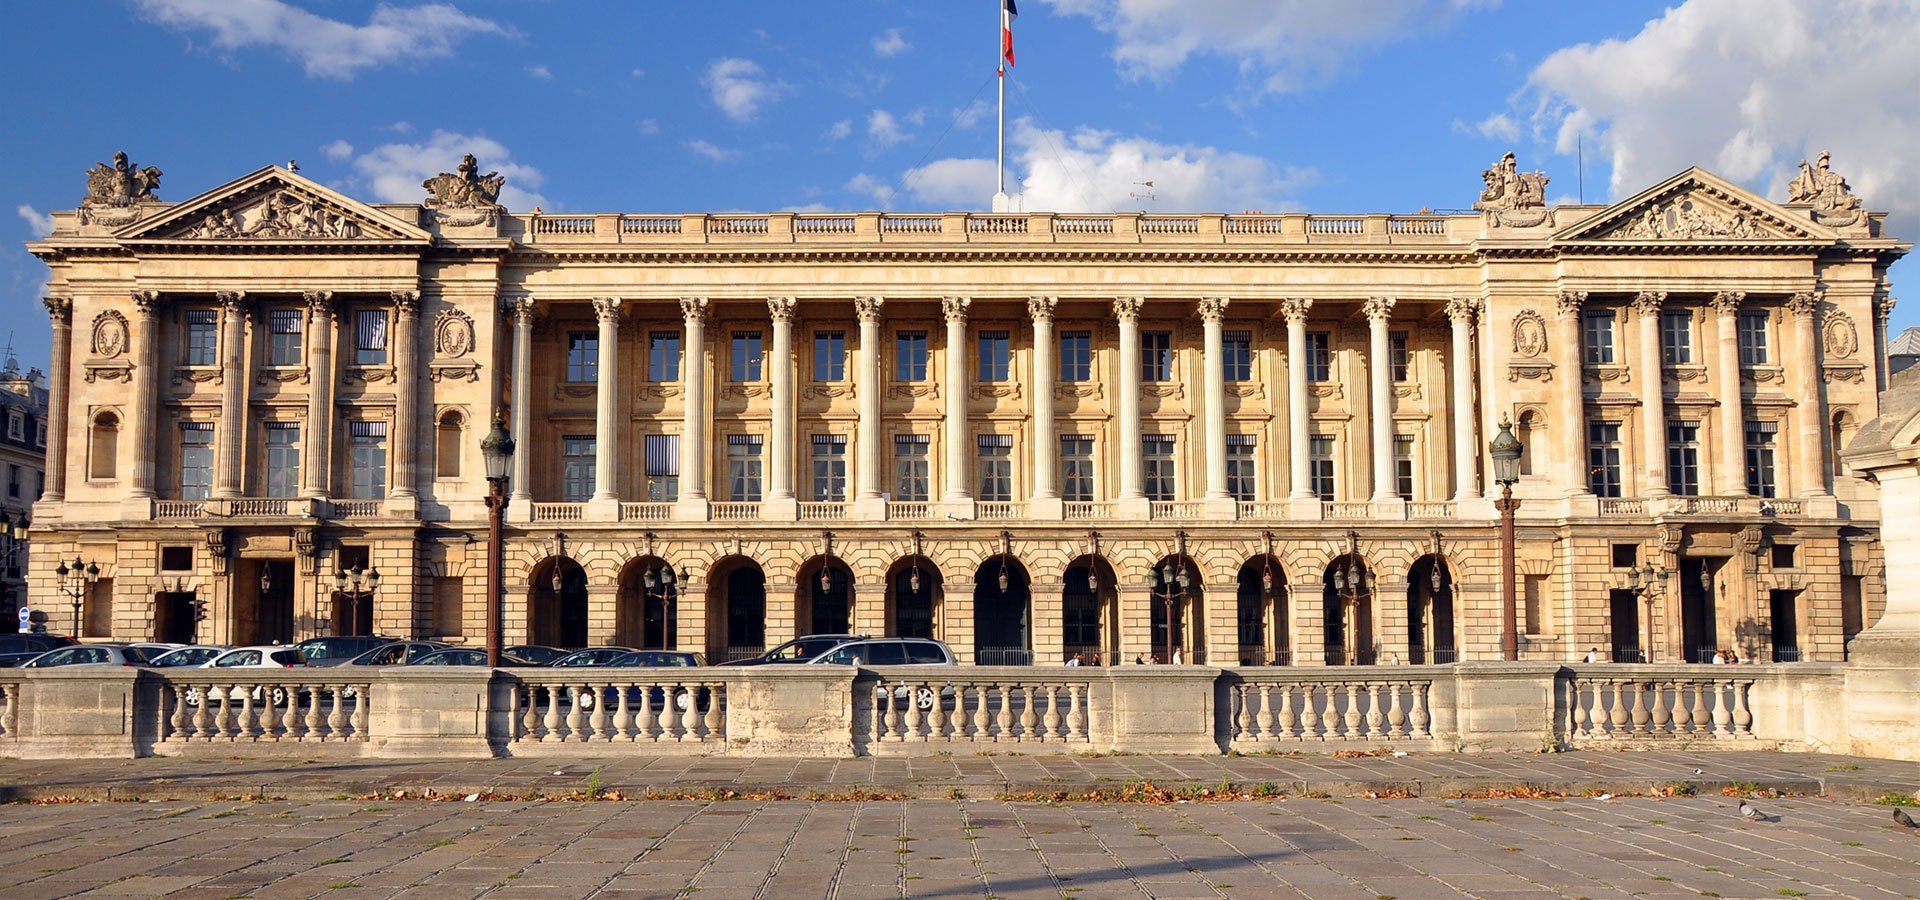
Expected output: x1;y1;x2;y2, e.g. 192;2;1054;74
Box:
993;0;1010;212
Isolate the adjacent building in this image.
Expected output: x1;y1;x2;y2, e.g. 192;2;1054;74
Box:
0;358;46;630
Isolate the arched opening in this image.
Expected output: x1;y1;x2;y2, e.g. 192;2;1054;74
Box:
1517;410;1541;477
1406;555;1456;664
528;556;589;649
974;555;1031;665
795;555;856;636
1063;555;1118;666
1148;555;1205;664
886;555;941;640
1236;555;1288;665
1322;554;1376;665
706;556;766;662
617;555;682;649
1830;411;1855;483
88;411;119;480
436;409;464;479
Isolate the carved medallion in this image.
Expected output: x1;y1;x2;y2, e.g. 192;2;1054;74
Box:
1512;309;1547;358
1823;313;1859;359
90;310;129;359
434;309;475;358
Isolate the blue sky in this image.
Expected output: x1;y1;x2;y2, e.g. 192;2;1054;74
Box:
5;0;1917;372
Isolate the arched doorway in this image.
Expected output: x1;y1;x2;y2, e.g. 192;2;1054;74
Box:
1063;555;1118;666
796;556;856;636
1236;555;1288;665
706;556;766;662
529;557;589;649
887;556;941;639
1322;554;1376;665
617;556;682;649
1148;555;1205;664
1407;555;1456;664
974;555;1030;665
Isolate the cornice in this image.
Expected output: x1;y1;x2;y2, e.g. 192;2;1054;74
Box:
504;247;1485;266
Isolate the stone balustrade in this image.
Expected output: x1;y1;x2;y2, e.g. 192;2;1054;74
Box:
859;670;1093;749
1227;672;1434;745
155;671;373;745
502;672;728;747
1563;668;1756;743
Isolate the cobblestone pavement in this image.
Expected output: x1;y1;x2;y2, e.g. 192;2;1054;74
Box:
2;795;1920;899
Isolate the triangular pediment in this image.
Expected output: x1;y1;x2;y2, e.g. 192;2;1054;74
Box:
116;166;431;244
1555;167;1835;244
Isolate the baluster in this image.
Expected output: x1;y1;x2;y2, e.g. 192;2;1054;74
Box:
1252;684;1272;740
1606;680;1630;734
1019;685;1039;739
1066;683;1087;740
213;685;235;739
1567;678;1589;737
1343;683;1363;738
325;685;348;739
881;682;900;741
913;681;934;740
972;684;992;738
540;685;562;741
612;683;633;741
238;687;258;740
643;682;666;740
1629;680;1652;734
518;686;539;740
351;684;369;739
1277;683;1297;738
1731;679;1753;735
1043;685;1062;740
168;684;190;740
586;682;607;741
562;685;584;742
304;683;325;739
1386;682;1407;738
1649;679;1673;734
278;685;301;740
1234;685;1253;741
928;680;949;740
1409;682;1431;738
679;680;699;739
995;684;1015;739
1711;679;1734;736
1364;683;1385;737
1670;680;1694;732
1689;679;1710;734
703;682;724;739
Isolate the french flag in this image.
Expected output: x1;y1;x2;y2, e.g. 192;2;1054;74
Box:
1002;0;1018;68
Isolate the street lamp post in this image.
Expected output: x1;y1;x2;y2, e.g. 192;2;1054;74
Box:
54;556;100;639
641;562;683;649
0;510;24;627
1332;555;1373;665
1150;536;1191;664
1626;561;1666;663
334;564;380;637
1490;414;1525;662
481;414;515;668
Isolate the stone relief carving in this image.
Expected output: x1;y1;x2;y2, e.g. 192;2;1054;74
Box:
1511;309;1548;358
804;384;854;400
1141;383;1183;400
80;150;162;226
422;153;505;225
1823;313;1859;359
887;384;938;400
1786;151;1863;226
1823;366;1865;384
1054;383;1102;400
89;310;128;358
726;383;774;400
971;383;1023;400
434;308;475;358
1610;194;1775;240
181;189;364;240
1473;151;1550;227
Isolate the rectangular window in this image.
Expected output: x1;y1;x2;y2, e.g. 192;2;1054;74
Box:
1309;435;1336;501
184;309;217;366
1142;435;1176;501
1739;311;1771;366
264;423;300;498
894;331;927;382
1588;421;1623;498
178;422;214;501
977;330;1011;382
648;331;681;382
1394;435;1416;500
1667;421;1701;496
976;434;1013;502
893;435;929;502
1661;311;1694;365
1583;311;1616;365
1306;332;1332;382
1224;330;1253;382
349;421;388;500
268;309;303;366
1524;574;1547;635
730;331;764;382
810;434;848;502
1141;331;1173;381
1389;331;1411;382
1060;436;1095;503
1060;331;1092;382
813;331;846;381
566;331;598;382
562;436;596;502
6;465;17;498
1225;434;1257;502
727;435;763;502
5;413;19;441
432;577;464;638
1746;420;1779;498
644;434;680;501
354;309;389;365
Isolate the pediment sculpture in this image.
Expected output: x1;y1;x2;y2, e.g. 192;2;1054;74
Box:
1608;193;1777;240
180;188;365;240
1786;151;1864;227
79;150;162;226
1473;151;1550;227
422;153;505;226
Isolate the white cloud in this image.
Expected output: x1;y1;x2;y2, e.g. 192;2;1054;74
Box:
846;173;896;209
16;205;54;237
952;99;990;130
685;139;743;162
132;0;509;80
637;119;661;136
1527;0;1920;233
321;139;354;161
347;130;548;210
703;57;785;123
872;27;911;58
902;159;1001;207
823;120;853;142
866;109;911;153
525;64;551;80
629;67;646;78
1452;112;1518;142
383;121;413;134
1039;0;1494;92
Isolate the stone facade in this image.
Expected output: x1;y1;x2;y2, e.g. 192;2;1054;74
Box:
22;152;1907;666
0;359;48;630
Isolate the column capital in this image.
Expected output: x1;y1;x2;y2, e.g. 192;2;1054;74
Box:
1709;290;1746;317
1786;290;1821;319
855;296;885;324
1197;297;1229;323
767;296;797;323
130;289;161;315
502;295;536;323
42;296;72;322
941;296;971;323
1279;297;1313;323
1630;290;1667;317
1111;296;1142;323
1027;295;1057;323
1554;290;1588;320
215;290;247;311
390;289;420;317
1876;294;1898;326
679;296;710;324
303;290;335;316
1444;296;1482;325
1362;296;1395;324
592;296;623;324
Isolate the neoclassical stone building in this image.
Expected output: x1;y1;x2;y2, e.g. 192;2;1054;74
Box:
23;151;1904;665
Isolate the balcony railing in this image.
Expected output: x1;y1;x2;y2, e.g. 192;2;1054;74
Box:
154;501;203;519
1407;501;1456;520
227;498;292;517
976;501;1020;520
1227;673;1433;745
1238;501;1290;520
1150;500;1205;520
619;502;672;522
328;499;383;519
1325;501;1374;519
887;501;932;520
1599;498;1646;517
1562;669;1755;742
530;502;586;523
1672;497;1740;515
712;502;760;521
1062;501;1113;520
798;502;846;521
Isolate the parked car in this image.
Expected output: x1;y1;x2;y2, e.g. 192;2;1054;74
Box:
808;638;957;711
412;648;537;667
549;647;639;668
606;650;707;668
129;642;185;659
294;636;404;668
505;645;567;665
721;634;864;666
185;645;310;707
21;643;156;668
0;634;76;668
145;645;227;668
343;641;448;666
577;650;712;712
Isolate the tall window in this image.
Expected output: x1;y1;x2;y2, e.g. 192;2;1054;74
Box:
648;331;681;382
810;434;847;502
566;332;597;382
1224;330;1253;381
1060;436;1094;502
1746;420;1779;498
1142;435;1176;501
726;435;763;501
1141;331;1173;381
893;435;929;502
1739;311;1771;366
184;309;217;366
1306;332;1332;381
264;423;300;498
895;331;927;382
1225;435;1257;502
89;412;119;480
1393;435;1416;500
1587;421;1622;497
1661;311;1694;364
179;422;214;500
730;331;763;382
644;434;680;501
349;422;388;500
1389;331;1411;382
1583;311;1616;365
1667;421;1701;496
267;309;303;366
561;436;595;502
977;330;1010;382
1309;435;1335;501
813;331;846;381
435;410;463;478
354;309;388;365
976;434;1013;502
1060;331;1092;382
1523;575;1547;635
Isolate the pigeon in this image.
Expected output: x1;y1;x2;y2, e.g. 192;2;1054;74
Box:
1739;801;1766;823
1895;808;1917;829
1693;768;1704;776
288;159;300;172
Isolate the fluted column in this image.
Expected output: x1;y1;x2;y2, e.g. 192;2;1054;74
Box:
1282;299;1314;500
1553;291;1590;497
1788;291;1827;497
1711;291;1748;496
941;297;972;503
1633;291;1669;496
678;297;710;508
767;298;797;503
508;297;535;507
390;290;421;501
589;297;622;504
40;297;73;503
127;291;161;500
1028;296;1059;503
1113;298;1145;503
1200;297;1231;501
854;297;885;506
300;292;335;499
1874;295;1897;392
1366;297;1397;501
212;291;247;500
1445;297;1481;500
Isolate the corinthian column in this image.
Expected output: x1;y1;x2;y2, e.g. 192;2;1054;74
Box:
127;291;161;501
1112;298;1145;506
678;297;710;514
302;291;335;499
1445;297;1481;501
767;298;797;508
1633;291;1669;496
942;297;972;504
590;297;622;506
391;290;421;502
1028;297;1060;508
1365;297;1397;502
854;297;886;516
1711;290;1748;496
1282;299;1314;500
508;297;535;508
1553;291;1590;497
40;297;72;504
212;291;247;500
1200;297;1231;502
1788;291;1827;497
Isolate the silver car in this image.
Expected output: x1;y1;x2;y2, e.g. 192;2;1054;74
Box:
22;644;155;668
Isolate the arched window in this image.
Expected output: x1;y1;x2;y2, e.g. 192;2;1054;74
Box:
1830;411;1854;479
1517;410;1540;477
88;411;119;480
435;410;464;479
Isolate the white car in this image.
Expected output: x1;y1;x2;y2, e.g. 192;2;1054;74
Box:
808;638;957;710
182;645;307;707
